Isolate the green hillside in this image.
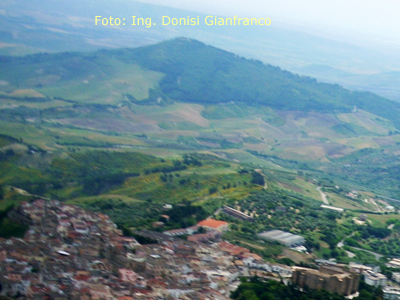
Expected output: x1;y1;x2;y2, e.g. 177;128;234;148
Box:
4;39;400;266
2;38;400;200
120;38;400;128
1;38;400;127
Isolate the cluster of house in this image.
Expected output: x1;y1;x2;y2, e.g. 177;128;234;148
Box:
4;199;400;299
0;200;299;300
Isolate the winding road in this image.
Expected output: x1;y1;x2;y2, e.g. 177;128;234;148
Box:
337;233;384;260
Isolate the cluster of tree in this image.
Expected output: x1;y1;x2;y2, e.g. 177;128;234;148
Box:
87;198;129;211
386;218;400;230
82;173;139;196
360;226;391;239
116;224;158;244
182;154;202;166
231;277;346;300
251;171;265;186
239;190;346;251
144;163;187;175
84;199;164;229
247;151;307;171
162;204;208;229
144;158;199;175
339;224;393;256
369;232;400;256
0;149;15;162
326;147;400;198
7;150;164;199
103;38;400;130
0;205;28;239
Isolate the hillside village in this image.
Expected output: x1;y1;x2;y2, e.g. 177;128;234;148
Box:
0;199;290;299
0;199;399;299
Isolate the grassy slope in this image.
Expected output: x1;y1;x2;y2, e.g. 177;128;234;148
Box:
1;93;400;198
0;54;163;105
0;39;399;170
2;38;400;122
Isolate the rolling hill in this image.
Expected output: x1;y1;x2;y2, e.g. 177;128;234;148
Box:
3;38;400;267
1;38;400;200
2;38;400;124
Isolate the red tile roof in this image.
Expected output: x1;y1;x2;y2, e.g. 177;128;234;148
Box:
197;219;228;229
218;241;250;256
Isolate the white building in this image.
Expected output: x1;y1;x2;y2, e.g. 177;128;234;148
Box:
364;270;387;287
383;287;400;300
258;230;305;247
392;272;400;284
387;258;400;269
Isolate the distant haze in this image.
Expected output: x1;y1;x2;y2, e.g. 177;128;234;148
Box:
135;0;400;49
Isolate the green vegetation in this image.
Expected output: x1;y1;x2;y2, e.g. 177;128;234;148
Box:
111;38;400;129
2;38;400;267
222;229;283;259
2;38;400;126
236;189;348;249
231;277;346;300
0;206;28;238
326;146;400;197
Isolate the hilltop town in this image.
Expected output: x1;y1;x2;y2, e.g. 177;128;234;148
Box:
1;199;399;299
0;199;295;299
0;199;398;300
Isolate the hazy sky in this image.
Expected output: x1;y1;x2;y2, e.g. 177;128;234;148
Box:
136;0;400;47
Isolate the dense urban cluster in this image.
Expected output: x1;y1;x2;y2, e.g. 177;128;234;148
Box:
2;199;400;299
0;200;295;299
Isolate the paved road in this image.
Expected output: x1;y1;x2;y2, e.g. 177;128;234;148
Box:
348;246;384;260
337;233;384;260
316;187;329;205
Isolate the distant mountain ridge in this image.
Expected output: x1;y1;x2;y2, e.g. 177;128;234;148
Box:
1;37;400;128
114;38;400;117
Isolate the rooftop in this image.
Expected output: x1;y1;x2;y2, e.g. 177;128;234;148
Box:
198;219;228;229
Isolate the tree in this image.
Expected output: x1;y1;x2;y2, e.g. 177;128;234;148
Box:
251;171;265;186
197;226;206;233
209;187;218;194
237;290;259;300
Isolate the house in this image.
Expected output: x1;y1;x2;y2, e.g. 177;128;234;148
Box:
89;283;114;300
197;219;229;232
222;206;254;222
218;241;250;256
383;287;400;300
119;268;138;283
364;270;387;287
163;228;188;236
387;258;400;268
152;221;165;228
241;252;262;261
187;231;221;244
320;205;344;212
349;262;372;274
392;272;400;284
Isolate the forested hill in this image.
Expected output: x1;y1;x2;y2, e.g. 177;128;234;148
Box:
112;38;400;120
2;37;400;127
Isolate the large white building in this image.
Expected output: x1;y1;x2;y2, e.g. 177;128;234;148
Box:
258;230;305;247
